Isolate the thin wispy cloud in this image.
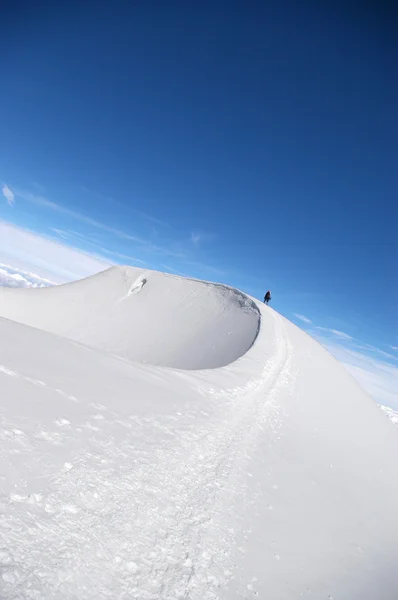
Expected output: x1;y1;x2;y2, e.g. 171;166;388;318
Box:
13;188;187;259
51;228;101;245
357;343;398;362
183;259;225;278
98;247;147;266
49;229;146;265
2;184;15;206
9;185;224;277
294;313;312;324
161;264;190;277
77;184;172;228
330;329;353;341
316;327;353;341
191;231;201;246
392;346;398;351
19;190;147;244
190;230;215;248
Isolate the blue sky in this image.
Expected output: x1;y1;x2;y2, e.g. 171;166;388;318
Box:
1;2;397;406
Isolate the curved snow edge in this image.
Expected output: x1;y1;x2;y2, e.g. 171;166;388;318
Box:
0;266;262;371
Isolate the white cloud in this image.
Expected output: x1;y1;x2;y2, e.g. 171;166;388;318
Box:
2;184;15;206
316;326;353;341
330;329;353;341
294;313;312;324
0;264;54;288
391;346;398;351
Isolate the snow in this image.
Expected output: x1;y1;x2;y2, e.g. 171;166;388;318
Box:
0;266;259;369
0;266;398;599
380;404;398;426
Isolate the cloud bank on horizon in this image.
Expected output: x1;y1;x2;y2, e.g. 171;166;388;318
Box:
0;263;54;288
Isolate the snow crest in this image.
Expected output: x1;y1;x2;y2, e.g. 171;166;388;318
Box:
0;266;260;369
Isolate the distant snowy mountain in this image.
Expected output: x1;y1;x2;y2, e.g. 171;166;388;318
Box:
1;266;397;600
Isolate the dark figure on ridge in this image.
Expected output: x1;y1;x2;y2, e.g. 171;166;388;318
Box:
264;290;271;304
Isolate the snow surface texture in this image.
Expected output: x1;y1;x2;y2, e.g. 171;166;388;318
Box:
1;266;398;600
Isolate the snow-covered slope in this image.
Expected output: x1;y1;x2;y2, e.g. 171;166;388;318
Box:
1;266;398;600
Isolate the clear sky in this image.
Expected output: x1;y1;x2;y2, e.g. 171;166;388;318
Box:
0;2;397;406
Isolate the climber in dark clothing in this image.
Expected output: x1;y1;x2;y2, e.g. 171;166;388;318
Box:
264;290;271;304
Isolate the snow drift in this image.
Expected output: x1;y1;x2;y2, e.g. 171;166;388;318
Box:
0;266;260;369
1;266;398;600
